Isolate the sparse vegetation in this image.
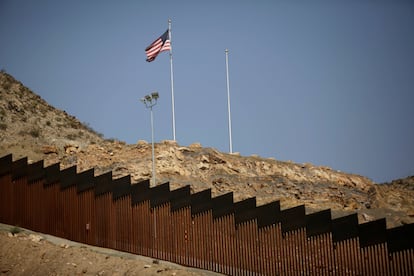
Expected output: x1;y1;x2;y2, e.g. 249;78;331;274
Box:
2;81;11;90
66;133;79;140
10;226;21;235
83;122;104;138
29;128;40;138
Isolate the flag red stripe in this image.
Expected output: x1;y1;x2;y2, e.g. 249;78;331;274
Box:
145;30;171;62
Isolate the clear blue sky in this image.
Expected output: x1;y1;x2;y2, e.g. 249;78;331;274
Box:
1;1;413;183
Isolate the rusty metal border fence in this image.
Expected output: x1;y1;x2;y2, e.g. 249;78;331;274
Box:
0;154;413;275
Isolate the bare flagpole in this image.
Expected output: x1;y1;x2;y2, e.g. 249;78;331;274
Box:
225;49;233;153
168;19;176;141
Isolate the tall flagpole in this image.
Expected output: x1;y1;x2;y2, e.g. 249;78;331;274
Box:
225;49;233;153
168;19;176;141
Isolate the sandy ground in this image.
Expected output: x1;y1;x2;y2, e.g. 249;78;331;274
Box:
0;224;221;276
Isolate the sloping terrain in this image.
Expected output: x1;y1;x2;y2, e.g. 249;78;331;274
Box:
0;71;413;228
0;224;214;276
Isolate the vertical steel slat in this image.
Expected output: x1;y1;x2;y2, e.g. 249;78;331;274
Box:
225;215;234;275
94;194;105;248
245;222;253;275
33;179;44;232
133;202;143;256
400;250;406;275
31;179;40;232
300;228;308;273
191;214;198;268
333;241;341;275
213;217;221;273
125;196;132;253
130;204;137;255
389;252;399;275
88;189;96;246
185;207;191;267
168;204;174;262
0;175;13;224
143;201;151;257
186;212;191;267
257;226;266;275
171;208;179;265
280;227;288;275
223;216;232;275
13;178;23;228
155;206;162;260
292;230;300;275
308;236;316;274
333;240;344;273
78;191;84;244
261;225;270;276
273;224;282;276
247;222;254;275
247;220;254;275
327;233;335;274
24;178;31;229
127;196;133;253
183;207;191;267
159;205;165;261
288;232;295;275
319;235;325;275
177;205;185;265
354;238;363;275
263;225;272;275
166;204;171;262
27;179;34;230
283;231;291;275
408;249;414;275
164;203;171;261
210;213;217;272
20;178;28;229
235;224;243;275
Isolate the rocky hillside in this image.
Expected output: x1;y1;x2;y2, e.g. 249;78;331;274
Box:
0;71;413;228
0;71;105;162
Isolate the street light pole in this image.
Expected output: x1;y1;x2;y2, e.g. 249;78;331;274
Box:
140;92;159;186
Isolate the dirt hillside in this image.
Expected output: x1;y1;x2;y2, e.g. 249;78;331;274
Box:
0;224;219;276
0;70;413;228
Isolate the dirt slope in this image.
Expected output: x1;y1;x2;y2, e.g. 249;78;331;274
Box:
0;71;413;229
0;224;218;276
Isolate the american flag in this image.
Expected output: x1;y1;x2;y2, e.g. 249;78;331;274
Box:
145;30;171;62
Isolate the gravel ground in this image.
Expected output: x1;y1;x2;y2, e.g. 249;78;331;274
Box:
0;223;221;276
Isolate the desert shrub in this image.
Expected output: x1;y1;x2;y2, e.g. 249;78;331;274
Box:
29;128;40;138
10;226;21;235
66;133;79;140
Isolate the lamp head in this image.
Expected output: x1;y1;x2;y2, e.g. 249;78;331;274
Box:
151;92;159;100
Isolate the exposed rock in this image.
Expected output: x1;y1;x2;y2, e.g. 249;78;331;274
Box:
28;234;43;243
188;142;202;149
161;140;178;146
137;140;148;146
42;145;58;154
64;144;79;154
